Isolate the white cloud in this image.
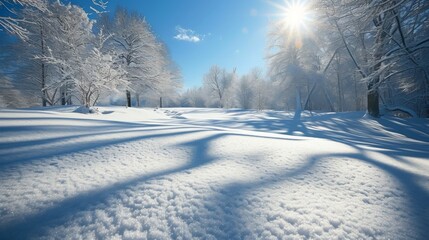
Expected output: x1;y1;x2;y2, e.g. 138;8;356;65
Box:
242;27;248;34
174;26;202;43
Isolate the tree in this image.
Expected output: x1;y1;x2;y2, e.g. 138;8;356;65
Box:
42;1;94;105
0;74;31;108
101;8;169;107
143;44;182;107
0;0;107;40
268;20;312;118
319;0;429;117
203;65;233;108
1;0;114;107
30;1;125;107
5;2;57;106
236;74;254;109
250;68;268;111
180;87;207;107
75;30;127;107
0;0;48;40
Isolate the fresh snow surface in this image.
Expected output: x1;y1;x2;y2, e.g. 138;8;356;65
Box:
0;106;428;239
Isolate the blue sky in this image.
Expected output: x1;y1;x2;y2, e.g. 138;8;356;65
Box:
0;0;280;89
92;0;276;89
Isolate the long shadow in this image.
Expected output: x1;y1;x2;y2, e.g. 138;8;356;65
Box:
203;137;429;239
210;149;429;239
155;109;429;238
0;115;301;167
180;113;428;159
376;117;429;142
0;117;161;128
0;123;167;144
0;130;221;239
0;122;299;239
193;114;429;238
0;125;198;166
1;109;428;238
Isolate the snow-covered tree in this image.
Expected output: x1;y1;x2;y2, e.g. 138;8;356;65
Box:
41;1;94;105
0;0;48;40
41;3;130;107
100;8;174;107
180;87;207;107
236;74;254;109
267;19;312;118
250;68;268;110
74;30;127;107
145;45;182;108
203;65;235;108
3;1;66;106
0;74;32;108
319;0;429;117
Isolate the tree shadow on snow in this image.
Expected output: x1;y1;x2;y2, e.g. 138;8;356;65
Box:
0;116;299;239
193;114;429;239
0;111;428;239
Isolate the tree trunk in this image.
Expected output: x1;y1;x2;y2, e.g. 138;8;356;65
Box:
40;26;47;107
136;93;140;107
126;90;131;107
294;87;302;120
367;84;379;117
41;63;47;107
159;96;163;108
336;55;343;112
354;73;359;111
61;86;66;105
337;72;343;112
67;88;72;105
368;0;396;117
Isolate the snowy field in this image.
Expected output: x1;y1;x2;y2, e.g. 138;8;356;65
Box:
0;106;428;239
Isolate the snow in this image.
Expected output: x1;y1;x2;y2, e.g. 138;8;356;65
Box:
0;106;428;239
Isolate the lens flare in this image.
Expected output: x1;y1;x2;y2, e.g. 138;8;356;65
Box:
283;1;311;32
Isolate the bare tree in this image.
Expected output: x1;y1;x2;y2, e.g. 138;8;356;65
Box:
203;65;233;108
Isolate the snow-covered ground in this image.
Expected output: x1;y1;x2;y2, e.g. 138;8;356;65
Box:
0;106;428;239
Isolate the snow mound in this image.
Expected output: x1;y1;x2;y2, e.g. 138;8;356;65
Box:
73;106;100;114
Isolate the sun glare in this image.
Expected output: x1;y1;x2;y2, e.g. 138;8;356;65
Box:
271;0;314;48
283;1;310;30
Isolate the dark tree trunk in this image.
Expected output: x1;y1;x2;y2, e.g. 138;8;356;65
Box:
126;90;131;107
159;96;163;108
336;55;343;112
367;83;379;117
368;0;395;117
41;63;47;107
61;88;66;105
40;26;47;107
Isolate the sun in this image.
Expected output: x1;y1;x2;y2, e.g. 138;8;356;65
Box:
283;1;311;31
270;0;314;48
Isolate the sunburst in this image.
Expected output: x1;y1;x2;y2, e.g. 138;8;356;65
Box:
271;0;314;48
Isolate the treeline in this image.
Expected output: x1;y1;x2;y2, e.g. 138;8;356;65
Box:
1;1;428;117
182;0;429;118
267;0;429;117
179;65;362;112
0;0;181;108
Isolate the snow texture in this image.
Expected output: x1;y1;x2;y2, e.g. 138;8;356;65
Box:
0;106;428;239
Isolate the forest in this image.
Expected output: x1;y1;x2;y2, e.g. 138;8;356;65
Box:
1;0;428;117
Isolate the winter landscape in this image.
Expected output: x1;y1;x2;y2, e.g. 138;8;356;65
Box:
1;0;429;239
